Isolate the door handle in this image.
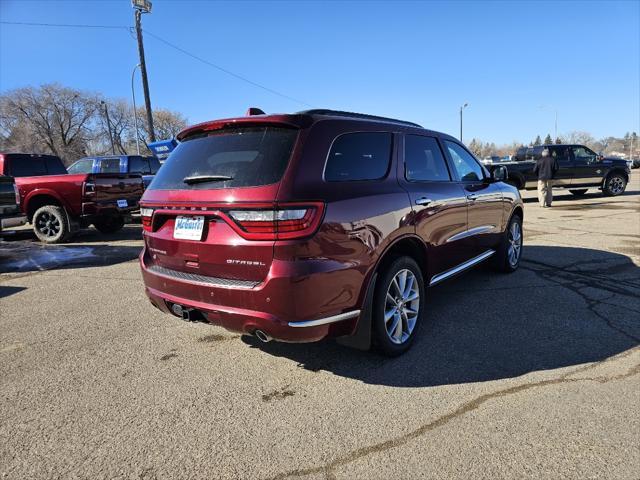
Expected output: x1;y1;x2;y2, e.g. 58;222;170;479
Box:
415;197;433;206
466;194;478;201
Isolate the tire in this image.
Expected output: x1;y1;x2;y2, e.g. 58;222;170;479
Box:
569;189;588;196
491;214;523;273
603;173;627;196
32;205;71;244
93;215;125;234
372;256;425;357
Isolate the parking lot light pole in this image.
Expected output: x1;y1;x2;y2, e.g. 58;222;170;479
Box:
131;64;141;155
459;103;468;142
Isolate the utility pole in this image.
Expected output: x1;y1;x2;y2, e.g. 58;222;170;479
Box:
131;64;142;155
459;103;468;142
101;100;115;155
133;0;156;143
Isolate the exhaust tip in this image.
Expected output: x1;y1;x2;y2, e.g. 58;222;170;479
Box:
254;329;272;343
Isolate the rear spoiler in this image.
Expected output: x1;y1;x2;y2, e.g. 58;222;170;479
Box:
177;114;313;142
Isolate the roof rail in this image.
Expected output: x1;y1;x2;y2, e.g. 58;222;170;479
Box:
297;109;422;128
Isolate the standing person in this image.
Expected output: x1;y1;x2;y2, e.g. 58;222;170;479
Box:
533;148;559;207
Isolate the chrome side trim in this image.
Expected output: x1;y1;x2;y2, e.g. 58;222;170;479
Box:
147;264;260;289
288;310;361;328
429;250;495;286
446;225;497;243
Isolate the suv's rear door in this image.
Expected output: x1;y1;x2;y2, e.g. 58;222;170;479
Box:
399;134;469;278
140;126;299;290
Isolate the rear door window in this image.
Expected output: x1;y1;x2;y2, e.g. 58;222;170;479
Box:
324;132;392;181
148;126;298;190
404;135;451;181
129;156;151;174
7;156;47;177
98;158;121;173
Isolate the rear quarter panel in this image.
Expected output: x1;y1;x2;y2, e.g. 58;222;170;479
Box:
16;174;88;216
275;120;414;323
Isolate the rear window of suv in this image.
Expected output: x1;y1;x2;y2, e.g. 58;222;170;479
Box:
324;132;392;181
148;127;298;190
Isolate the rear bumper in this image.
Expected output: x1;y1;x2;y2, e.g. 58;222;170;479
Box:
0;214;27;231
140;249;362;342
82;201;140;217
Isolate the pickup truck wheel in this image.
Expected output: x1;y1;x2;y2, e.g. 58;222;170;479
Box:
32;205;70;244
569;189;588;196
603;174;627;196
93;215;125;234
372;256;425;357
491;214;523;273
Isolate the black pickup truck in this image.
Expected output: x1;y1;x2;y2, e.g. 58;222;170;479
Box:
484;144;631;197
0;175;27;233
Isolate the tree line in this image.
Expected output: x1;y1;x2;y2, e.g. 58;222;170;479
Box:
0;84;188;165
468;131;638;159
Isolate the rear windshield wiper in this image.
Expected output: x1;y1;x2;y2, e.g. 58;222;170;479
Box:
183;175;233;185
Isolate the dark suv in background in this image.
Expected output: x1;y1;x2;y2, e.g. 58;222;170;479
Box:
139;110;523;355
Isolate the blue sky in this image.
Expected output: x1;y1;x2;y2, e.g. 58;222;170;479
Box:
1;0;638;144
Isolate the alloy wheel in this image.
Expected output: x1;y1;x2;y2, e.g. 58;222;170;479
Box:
36;211;61;238
508;220;522;268
609;176;625;195
384;269;420;344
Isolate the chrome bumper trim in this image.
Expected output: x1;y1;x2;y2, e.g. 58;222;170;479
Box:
0;215;27;230
429;250;495;286
288;310;361;328
147;264;259;289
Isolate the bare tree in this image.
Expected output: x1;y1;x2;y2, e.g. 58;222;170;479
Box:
0;84;101;164
135;107;187;147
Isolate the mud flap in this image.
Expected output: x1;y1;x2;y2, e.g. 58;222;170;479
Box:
336;272;377;351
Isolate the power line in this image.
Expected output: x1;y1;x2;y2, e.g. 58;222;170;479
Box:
0;20;312;107
0;20;128;30
143;30;312;107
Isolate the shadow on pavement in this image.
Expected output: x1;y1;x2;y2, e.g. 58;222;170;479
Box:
522;188;639;204
243;246;640;387
0;285;27;299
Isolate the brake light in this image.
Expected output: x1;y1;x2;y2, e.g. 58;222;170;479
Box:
140;207;154;231
13;183;20;205
226;203;324;240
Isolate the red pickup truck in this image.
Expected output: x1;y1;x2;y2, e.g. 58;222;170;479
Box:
0;153;144;243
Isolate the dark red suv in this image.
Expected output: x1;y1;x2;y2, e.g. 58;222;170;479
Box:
139;110;523;355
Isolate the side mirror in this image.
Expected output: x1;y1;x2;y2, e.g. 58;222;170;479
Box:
596;154;604;162
492;165;507;182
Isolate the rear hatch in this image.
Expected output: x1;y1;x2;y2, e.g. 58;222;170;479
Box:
140;124;320;286
91;174;144;211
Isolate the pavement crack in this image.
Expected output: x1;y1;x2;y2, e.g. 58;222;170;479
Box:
520;258;640;342
266;352;640;480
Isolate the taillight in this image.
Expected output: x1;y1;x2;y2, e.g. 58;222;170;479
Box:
13;183;20;205
226;203;324;240
140;207;154;231
83;181;95;196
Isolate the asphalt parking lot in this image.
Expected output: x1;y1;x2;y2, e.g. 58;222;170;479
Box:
1;172;639;479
